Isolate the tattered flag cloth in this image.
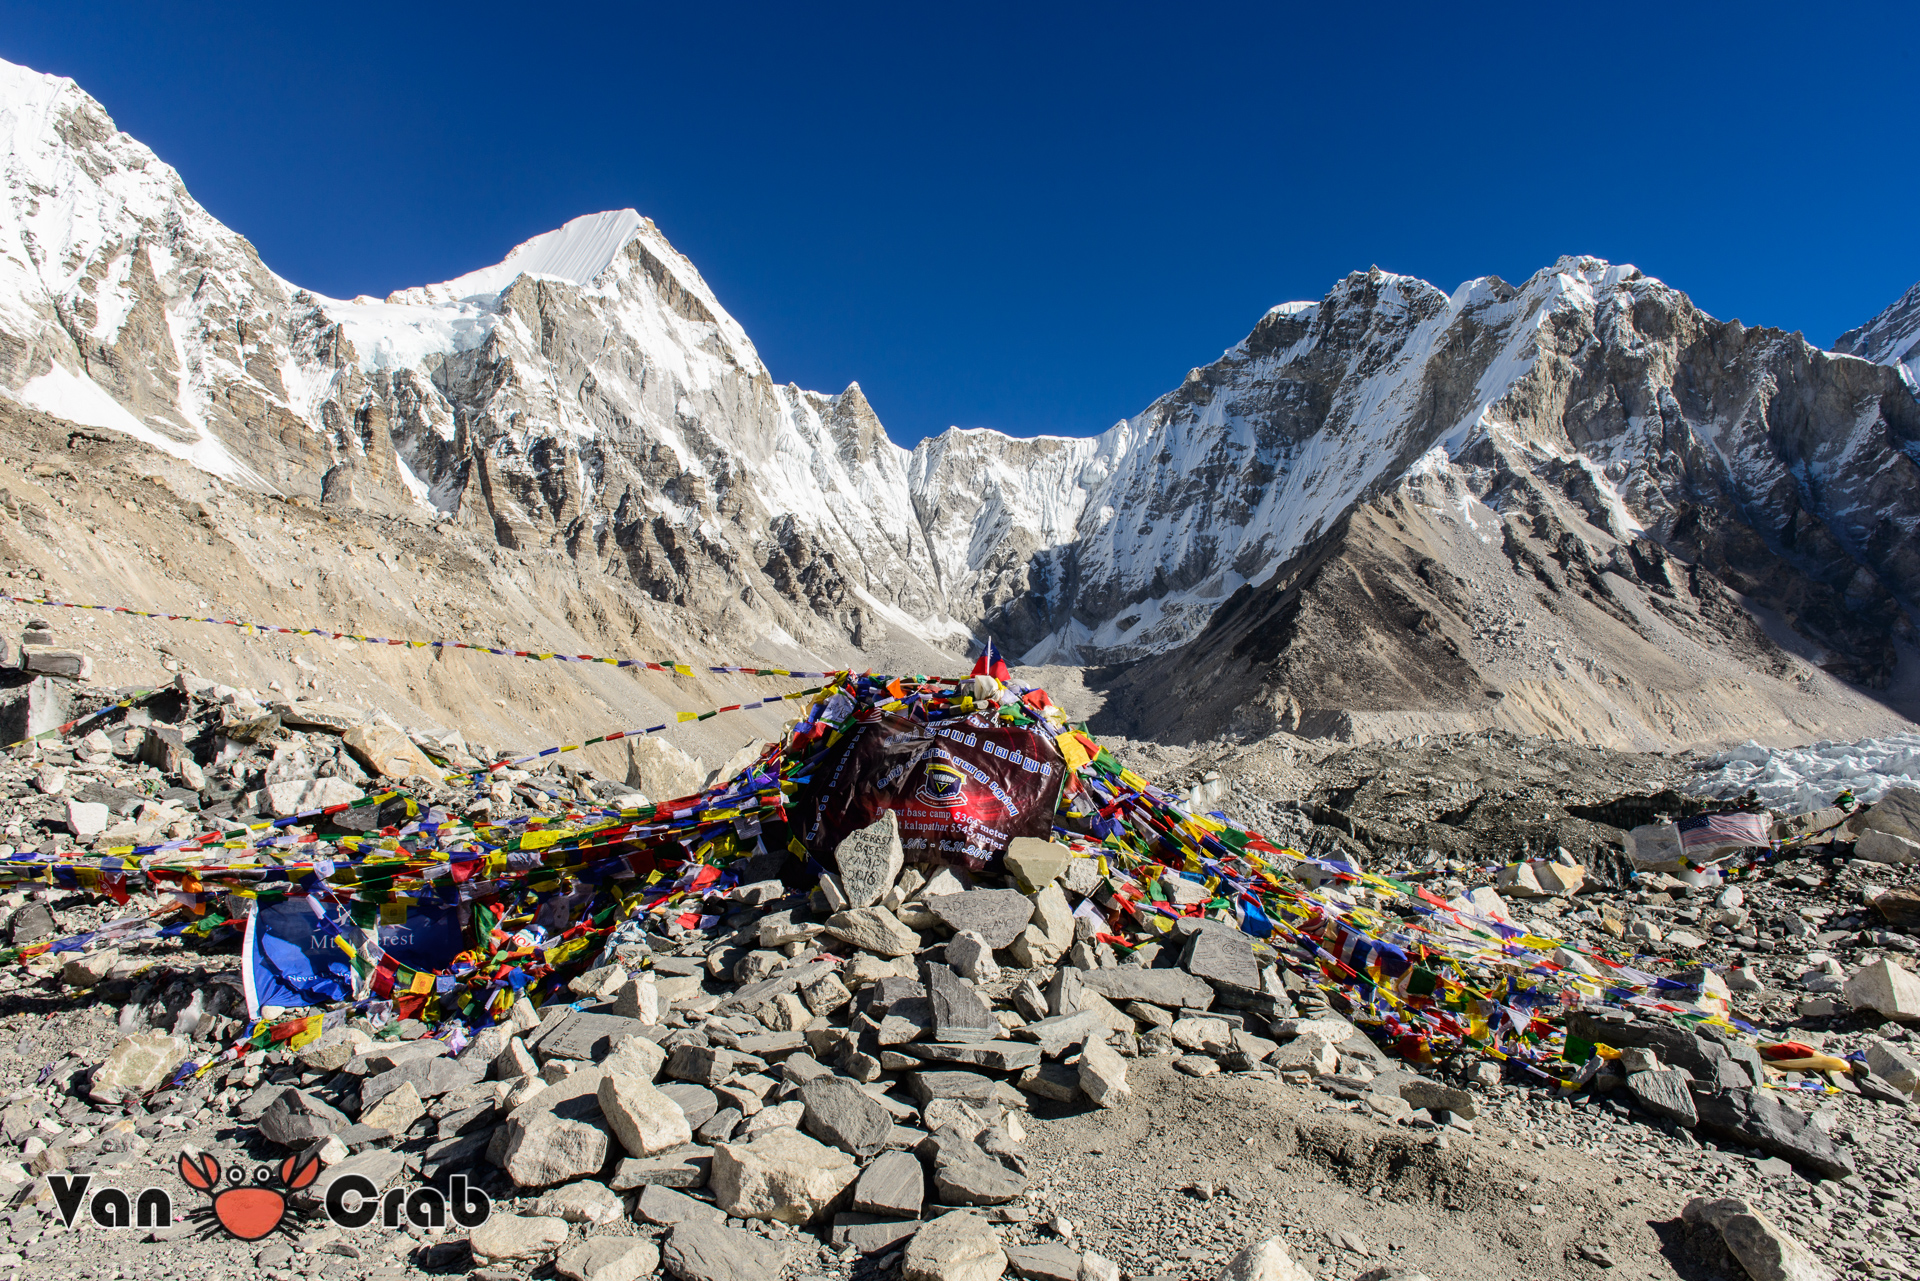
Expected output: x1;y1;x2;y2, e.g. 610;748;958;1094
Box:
2;593;841;679
1676;810;1771;853
10;665;1748;1091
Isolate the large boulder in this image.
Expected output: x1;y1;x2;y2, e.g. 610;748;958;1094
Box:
902;1211;1007;1281
89;1033;189;1103
1684;1197;1832;1281
835;812;905;909
823;907;921;957
599;1071;693;1157
1842;958;1920;1021
1855;786;1920;843
661;1219;788;1281
468;1213;570;1265
709;1127;858;1224
1691;1088;1854;1179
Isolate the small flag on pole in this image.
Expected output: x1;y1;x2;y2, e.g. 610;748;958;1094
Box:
971;637;1010;682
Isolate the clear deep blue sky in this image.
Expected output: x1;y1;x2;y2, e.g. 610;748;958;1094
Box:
4;2;1914;447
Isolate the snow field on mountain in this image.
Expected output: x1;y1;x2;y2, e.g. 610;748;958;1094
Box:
2;364;255;481
1695;732;1920;810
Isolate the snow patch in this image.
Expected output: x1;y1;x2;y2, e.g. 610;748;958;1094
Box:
395;210;644;304
5;363;258;483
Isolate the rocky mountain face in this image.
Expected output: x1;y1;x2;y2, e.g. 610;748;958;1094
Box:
1836;281;1920;396
4;55;1919;750
1091;264;1920;748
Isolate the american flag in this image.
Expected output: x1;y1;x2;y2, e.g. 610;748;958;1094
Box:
1675;810;1771;852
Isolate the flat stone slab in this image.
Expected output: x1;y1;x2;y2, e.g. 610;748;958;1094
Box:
903;1042;1041;1072
1078;967;1214;1010
852;1148;925;1218
1180;925;1261;992
926;963;999;1044
534;1012;652;1063
906;1070;998;1108
926;889;1034;948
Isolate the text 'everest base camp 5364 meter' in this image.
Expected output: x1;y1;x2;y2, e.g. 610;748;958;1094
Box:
0;49;1918;1281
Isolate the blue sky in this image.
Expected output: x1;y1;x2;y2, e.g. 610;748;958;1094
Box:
4;2;1914;447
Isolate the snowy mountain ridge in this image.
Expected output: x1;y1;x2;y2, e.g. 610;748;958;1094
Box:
2;55;1918;710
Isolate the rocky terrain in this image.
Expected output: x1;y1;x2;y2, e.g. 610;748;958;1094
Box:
0;649;1908;1281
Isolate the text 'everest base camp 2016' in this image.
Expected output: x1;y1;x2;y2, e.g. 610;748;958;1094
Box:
0;48;1918;1281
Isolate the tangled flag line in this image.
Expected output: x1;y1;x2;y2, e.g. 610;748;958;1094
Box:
2;594;840;679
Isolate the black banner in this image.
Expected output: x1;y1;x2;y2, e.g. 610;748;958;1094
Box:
800;710;1064;873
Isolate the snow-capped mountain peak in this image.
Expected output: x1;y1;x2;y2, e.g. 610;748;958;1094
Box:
1836;279;1920;395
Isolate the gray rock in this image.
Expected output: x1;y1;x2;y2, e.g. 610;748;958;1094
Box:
467;1213;569;1264
661;1219;789;1281
831;1212;924;1254
531;1179;625;1225
926;963;1002;1044
902;1210;1006;1281
1005;1242;1081;1281
358;1081;425;1134
1684;1196;1833;1281
852;1148;925;1218
8;902;53;946
1692;1087;1855;1179
1015;1009;1104;1058
89;1033;189;1102
499;1114;610;1189
1077;1038;1131;1108
538;1011;654;1063
835;811;905;909
1398;1078;1477;1120
878;996;935;1046
906;1042;1042;1072
1565;1011;1725;1081
258;1089;348;1147
1856;785;1920;844
658;1081;720;1130
420;1129;493;1180
907;1070;998;1108
611;1146;713;1190
1078;967;1213;1010
926;889;1034;949
356;1058;436;1113
599;1070;693;1157
1865;1038;1919;1093
555;1237;661;1281
637;1182;726;1226
65;799;109;837
709;1127;859;1224
801;1074;894;1157
822;905;922;957
694;1107;742;1144
1627;1070;1699;1125
665;1045;743;1087
933;1156;1028;1206
1180;925;1262;993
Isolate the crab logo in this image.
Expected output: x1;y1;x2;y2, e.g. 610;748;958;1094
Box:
178;1151;319;1241
915;760;968;808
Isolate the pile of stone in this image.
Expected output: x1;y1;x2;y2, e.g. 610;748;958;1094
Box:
112;792;1896;1281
